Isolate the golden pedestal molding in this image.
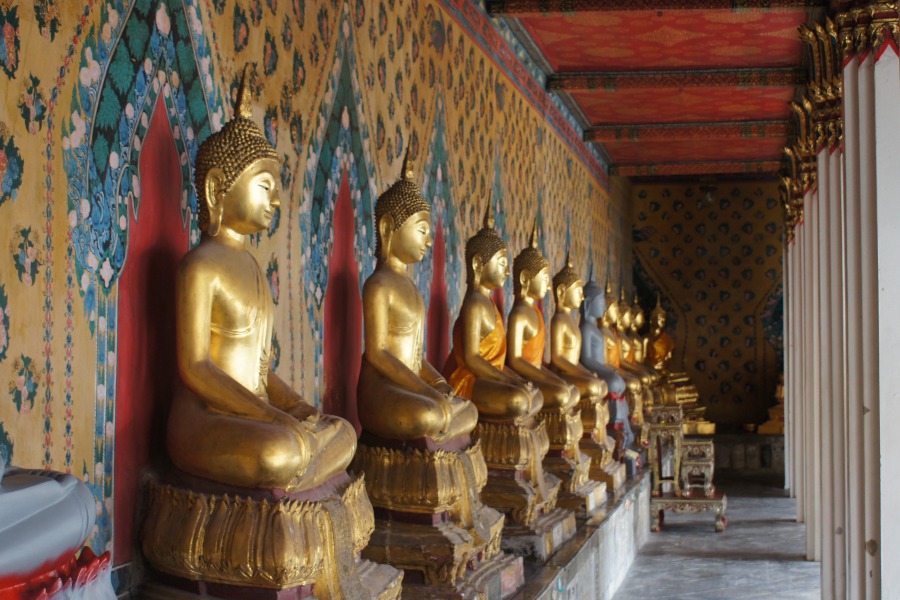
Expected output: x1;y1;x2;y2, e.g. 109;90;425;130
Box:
578;396;627;493
141;472;401;599
474;418;576;561
352;437;523;597
540;406;607;520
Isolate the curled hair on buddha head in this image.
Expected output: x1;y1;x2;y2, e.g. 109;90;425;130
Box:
513;220;549;296
553;250;582;303
194;64;280;234
465;193;508;284
374;145;431;259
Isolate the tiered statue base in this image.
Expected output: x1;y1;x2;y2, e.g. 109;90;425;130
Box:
351;434;524;599
576;396;627;495
539;407;607;522
474;419;576;561
141;470;402;600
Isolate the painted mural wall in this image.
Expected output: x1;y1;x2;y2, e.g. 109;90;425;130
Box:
632;181;783;429
0;0;629;566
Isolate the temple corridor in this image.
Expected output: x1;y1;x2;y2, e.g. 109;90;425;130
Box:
614;479;819;600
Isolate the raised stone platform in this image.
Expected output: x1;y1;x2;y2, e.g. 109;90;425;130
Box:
511;473;651;599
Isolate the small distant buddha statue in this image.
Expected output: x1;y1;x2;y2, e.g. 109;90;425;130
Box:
142;67;401;598
445;205;574;561
644;296;713;435
579;280;635;457
549;257;625;493
352;151;517;593
602;284;646;437
507;232;604;518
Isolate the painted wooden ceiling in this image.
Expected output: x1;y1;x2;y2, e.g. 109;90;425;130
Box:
489;0;828;179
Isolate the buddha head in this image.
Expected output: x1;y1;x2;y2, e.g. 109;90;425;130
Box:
513;221;550;300
582;280;605;322
553;252;584;311
631;293;645;333
194;66;280;237
649;295;666;335
617;289;633;331
374;147;432;264
465;200;509;289
601;280;620;327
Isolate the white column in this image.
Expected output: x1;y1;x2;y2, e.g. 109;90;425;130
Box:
795;223;806;522
784;242;792;494
806;186;821;561
858;50;879;600
829;144;846;598
842;50;865;600
874;41;900;599
817;149;833;586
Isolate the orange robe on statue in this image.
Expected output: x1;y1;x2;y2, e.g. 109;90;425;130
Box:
605;332;622;369
647;331;675;369
521;305;545;367
446;304;507;399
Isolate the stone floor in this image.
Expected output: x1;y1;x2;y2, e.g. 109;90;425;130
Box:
613;478;820;600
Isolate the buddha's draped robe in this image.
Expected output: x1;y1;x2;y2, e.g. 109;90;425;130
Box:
446;304;506;399
521;305;545;367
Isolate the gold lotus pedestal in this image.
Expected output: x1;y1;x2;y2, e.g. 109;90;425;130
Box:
351;433;524;599
475;418;577;562
141;471;402;599
538;405;607;523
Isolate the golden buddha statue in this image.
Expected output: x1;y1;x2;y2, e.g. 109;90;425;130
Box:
444;206;574;561
351;154;520;593
142;67;401;599
644;296;714;435
506;233;604;519
549;257;625;492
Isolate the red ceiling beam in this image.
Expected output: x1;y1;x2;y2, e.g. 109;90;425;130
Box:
548;68;803;92
487;0;827;17
585;120;791;142
611;160;782;177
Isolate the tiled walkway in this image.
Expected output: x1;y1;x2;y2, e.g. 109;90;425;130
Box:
614;479;820;600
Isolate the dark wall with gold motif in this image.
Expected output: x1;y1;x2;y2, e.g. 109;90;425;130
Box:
632;181;783;428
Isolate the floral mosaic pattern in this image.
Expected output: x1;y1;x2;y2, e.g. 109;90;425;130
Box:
11;227;41;285
0;123;23;206
0;3;20;78
0;286;9;363
632;182;783;427
9;354;38;414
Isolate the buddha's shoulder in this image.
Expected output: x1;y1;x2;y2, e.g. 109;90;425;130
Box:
179;243;247;278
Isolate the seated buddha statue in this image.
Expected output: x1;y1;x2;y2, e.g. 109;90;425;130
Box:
645;297;713;434
356;150;478;443
603;284;646;440
143;67;401;598
507;233;606;518
617;293;661;411
445;206;574;560
352;152;515;592
549;257;625;492
444;205;542;423
579;280;635;456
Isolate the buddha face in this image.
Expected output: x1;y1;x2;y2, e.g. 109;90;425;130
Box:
632;310;645;332
480;249;510;290
389;210;433;264
603;300;620;326
525;267;550;300
219;158;281;234
584;293;605;320
651;311;666;332
560;281;584;311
